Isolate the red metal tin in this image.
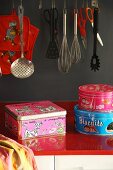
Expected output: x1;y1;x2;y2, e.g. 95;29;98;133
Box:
78;84;113;112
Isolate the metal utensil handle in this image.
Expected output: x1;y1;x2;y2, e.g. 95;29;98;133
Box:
63;9;67;36
51;8;57;41
18;4;24;58
74;10;77;36
64;0;66;9
39;0;42;9
52;0;55;9
75;0;77;10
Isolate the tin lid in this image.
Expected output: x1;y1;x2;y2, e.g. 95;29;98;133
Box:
74;105;113;118
5;101;67;121
79;84;113;96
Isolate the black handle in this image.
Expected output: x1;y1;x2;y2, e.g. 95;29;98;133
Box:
43;9;51;25
93;7;98;55
44;8;58;41
50;8;58;41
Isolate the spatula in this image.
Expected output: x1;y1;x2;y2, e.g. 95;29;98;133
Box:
44;0;59;59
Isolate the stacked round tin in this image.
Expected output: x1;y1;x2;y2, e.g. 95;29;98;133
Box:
74;84;113;135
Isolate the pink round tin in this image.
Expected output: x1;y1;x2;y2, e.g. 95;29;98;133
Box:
78;84;113;112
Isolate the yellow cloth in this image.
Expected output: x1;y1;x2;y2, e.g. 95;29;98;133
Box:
0;134;38;170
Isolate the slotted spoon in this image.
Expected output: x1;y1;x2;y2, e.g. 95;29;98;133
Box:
11;2;34;78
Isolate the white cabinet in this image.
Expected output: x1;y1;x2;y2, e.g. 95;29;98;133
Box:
34;155;113;170
35;156;54;170
55;155;113;170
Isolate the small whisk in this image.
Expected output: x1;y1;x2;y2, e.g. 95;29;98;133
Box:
70;0;81;64
58;0;71;73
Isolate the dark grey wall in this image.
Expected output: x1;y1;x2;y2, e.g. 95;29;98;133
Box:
0;0;112;102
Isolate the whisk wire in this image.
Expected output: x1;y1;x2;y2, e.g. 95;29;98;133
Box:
70;0;81;64
58;0;72;73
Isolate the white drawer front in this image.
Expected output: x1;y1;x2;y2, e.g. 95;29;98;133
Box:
55;155;113;170
35;156;54;170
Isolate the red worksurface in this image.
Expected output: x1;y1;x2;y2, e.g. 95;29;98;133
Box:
0;101;113;155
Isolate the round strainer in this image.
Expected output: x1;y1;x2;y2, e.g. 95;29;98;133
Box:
11;2;34;79
11;57;34;78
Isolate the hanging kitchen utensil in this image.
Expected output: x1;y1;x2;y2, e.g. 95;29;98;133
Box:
87;0;103;47
11;1;34;78
38;0;42;9
0;24;39;75
90;7;100;71
70;0;81;64
43;0;59;59
78;0;87;49
58;0;71;73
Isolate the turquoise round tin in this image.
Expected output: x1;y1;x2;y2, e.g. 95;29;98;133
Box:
74;105;113;135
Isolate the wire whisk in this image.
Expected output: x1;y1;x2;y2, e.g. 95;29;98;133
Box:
58;0;71;73
70;0;81;64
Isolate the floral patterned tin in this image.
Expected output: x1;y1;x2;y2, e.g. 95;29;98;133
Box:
78;84;113;112
5;101;67;139
74;105;113;135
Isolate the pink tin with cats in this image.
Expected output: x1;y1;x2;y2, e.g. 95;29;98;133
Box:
5;101;67;139
78;84;113;112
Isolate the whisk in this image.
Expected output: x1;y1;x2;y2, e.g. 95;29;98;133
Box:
70;0;81;64
58;0;71;73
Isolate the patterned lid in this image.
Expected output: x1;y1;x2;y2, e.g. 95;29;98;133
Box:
5;101;67;120
79;84;113;96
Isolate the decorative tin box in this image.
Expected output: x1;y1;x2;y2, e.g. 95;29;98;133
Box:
5;101;67;139
74;105;113;136
78;84;113;112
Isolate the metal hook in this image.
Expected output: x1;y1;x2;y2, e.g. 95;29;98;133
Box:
39;0;42;9
82;0;85;8
64;0;66;9
52;0;55;9
91;0;99;8
20;0;23;7
75;0;77;10
12;0;14;9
